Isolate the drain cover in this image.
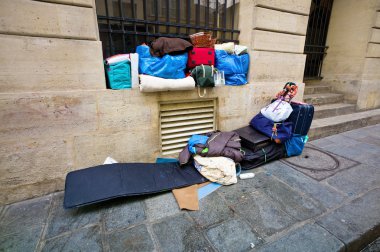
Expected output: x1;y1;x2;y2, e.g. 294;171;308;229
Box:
281;146;359;181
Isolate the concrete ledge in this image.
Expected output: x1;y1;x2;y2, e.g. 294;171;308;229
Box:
0;0;97;40
0;35;106;92
252;30;305;53
253;7;309;35
367;43;380;58
249;50;306;83
37;0;94;7
254;0;311;15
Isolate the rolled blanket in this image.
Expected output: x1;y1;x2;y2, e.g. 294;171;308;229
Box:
139;75;195;92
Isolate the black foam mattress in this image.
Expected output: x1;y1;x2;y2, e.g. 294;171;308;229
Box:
64;162;207;209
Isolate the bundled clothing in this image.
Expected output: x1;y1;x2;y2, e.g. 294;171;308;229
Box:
194;155;237;185
179;131;243;165
150;37;193;57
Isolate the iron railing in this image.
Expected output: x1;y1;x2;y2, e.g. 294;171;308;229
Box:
96;0;240;59
304;0;334;79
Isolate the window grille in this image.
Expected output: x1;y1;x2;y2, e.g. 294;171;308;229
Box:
96;0;240;58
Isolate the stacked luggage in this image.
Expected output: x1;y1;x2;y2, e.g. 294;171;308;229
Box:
233;82;314;169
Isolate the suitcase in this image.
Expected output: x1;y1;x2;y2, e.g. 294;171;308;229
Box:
286;102;314;135
187;48;215;69
240;143;285;170
233;125;271;152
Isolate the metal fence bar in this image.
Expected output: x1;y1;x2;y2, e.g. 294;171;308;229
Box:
104;0;114;56
176;0;180;34
131;0;137;49
118;0;126;52
166;0;170;33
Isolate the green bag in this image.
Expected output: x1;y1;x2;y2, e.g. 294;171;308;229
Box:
191;65;217;97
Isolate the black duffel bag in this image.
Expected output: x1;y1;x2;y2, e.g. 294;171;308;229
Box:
240;142;286;170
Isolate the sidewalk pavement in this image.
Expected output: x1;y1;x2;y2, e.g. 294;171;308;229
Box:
1;124;379;252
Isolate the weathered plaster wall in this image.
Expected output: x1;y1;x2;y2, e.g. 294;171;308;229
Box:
322;0;380;109
0;0;309;205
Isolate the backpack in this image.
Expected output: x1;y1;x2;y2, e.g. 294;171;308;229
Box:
191;65;217;97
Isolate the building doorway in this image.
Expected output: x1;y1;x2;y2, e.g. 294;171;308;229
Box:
304;0;334;79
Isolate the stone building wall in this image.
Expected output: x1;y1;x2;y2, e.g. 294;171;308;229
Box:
321;0;380;109
0;0;309;205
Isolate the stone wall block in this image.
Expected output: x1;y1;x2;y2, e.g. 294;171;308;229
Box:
369;28;380;43
357;80;380;110
375;11;380;28
38;0;94;7
0;92;98;141
249;51;306;83
0;137;73;204
254;0;311;15
252;30;306;53
0;35;106;92
97;90;159;132
367;43;380;58
72;130;161;168
253;7;309;35
238;0;255;47
0;0;97;40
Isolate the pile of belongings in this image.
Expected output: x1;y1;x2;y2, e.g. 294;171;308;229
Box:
237;82;314;170
104;32;250;92
63;82;314;211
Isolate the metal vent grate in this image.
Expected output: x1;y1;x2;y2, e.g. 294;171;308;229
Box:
160;99;217;156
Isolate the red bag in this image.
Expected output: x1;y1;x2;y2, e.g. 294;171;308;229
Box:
187;48;215;69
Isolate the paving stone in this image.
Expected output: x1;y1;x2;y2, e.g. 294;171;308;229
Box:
263;161;346;208
144;192;180;221
322;134;362;147
108;224;155;252
152;213;212;252
361;237;380;252
41;225;102;252
103;197;146;232
257;224;345;252
233;191;296;237
45;192;102;239
326;164;380;196
308;137;335;148
0;195;51;235
317;188;380;252
217;171;268;206
188;192;233;228
206;218;263;252
255;173;325;221
322;142;380;159
281;146;359;181
0;226;42;252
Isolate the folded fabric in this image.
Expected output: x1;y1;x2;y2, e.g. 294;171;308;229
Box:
234;45;248;55
105;54;131;64
215;42;235;54
129;53;139;88
151;37;193;57
194;155;237;185
139;75;195;92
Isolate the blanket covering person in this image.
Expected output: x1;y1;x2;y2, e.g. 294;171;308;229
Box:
179;131;243;165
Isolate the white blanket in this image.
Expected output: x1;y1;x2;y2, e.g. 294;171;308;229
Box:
139;75;195;92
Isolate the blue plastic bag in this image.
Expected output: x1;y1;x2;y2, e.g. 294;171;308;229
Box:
215;50;249;85
285;134;308;157
136;45;187;79
105;60;131;89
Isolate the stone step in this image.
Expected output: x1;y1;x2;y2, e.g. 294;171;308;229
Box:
304;93;344;105
308;109;380;140
314;103;356;119
304;85;332;95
